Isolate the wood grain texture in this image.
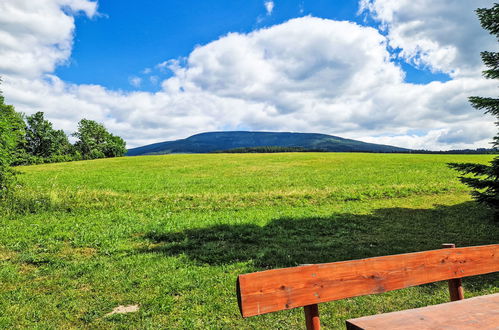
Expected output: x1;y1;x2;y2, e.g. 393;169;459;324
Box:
345;293;499;329
237;244;499;317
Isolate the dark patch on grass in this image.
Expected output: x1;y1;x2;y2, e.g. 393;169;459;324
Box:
141;202;499;298
142;202;498;272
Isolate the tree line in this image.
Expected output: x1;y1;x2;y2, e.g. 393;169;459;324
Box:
213;146;496;154
212;146;323;153
0;86;126;197
12;112;126;165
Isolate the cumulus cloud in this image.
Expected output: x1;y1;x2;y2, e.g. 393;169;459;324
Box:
359;0;497;77
0;0;97;78
0;0;496;150
264;1;275;16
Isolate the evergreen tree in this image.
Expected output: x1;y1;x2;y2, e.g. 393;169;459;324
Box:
449;4;499;213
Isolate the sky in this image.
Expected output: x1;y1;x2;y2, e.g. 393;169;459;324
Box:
0;0;497;150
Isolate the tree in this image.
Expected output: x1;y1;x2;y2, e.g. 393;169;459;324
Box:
0;80;25;197
73;119;126;159
25;112;72;158
103;134;128;157
449;4;499;214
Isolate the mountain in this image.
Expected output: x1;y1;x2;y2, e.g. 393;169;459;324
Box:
126;131;410;156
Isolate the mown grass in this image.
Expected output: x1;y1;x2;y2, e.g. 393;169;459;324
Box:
0;153;498;329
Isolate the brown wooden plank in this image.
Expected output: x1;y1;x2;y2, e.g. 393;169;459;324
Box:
237;244;499;317
345;293;499;329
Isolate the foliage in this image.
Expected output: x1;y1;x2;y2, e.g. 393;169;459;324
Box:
0;86;25;197
6;114;125;165
10;116;124;165
449;4;499;213
24;112;73;159
0;82;125;166
73;119;126;159
213;146;497;154
213;146;323;153
0;153;497;328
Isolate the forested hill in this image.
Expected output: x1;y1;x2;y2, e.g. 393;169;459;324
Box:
126;131;410;156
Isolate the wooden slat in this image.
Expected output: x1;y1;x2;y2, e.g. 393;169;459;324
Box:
346;293;499;329
237;244;499;317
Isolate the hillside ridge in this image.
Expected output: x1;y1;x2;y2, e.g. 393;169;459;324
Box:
126;131;410;156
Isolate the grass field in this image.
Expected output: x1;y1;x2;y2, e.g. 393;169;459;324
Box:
0;153;498;329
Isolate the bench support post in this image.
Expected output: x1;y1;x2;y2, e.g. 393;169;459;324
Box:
442;243;464;301
304;304;320;330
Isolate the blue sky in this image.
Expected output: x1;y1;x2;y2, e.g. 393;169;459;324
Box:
0;0;496;149
56;0;448;91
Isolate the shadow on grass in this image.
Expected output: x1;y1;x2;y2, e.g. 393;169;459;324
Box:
135;201;499;316
141;201;499;291
142;202;498;270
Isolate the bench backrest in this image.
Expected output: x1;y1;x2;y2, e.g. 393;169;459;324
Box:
237;244;499;318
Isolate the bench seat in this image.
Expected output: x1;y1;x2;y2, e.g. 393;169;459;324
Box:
346;293;499;330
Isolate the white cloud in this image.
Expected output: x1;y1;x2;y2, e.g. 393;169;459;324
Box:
149;76;159;85
359;0;497;77
0;0;97;79
264;1;275;15
156;59;182;72
129;76;142;88
0;0;496;150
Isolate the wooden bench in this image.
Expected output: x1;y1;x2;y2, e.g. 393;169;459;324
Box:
236;243;499;329
345;293;499;329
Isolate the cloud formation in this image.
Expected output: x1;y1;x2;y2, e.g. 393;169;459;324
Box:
265;1;275;16
129;76;142;88
359;0;497;77
0;0;97;79
0;0;496;150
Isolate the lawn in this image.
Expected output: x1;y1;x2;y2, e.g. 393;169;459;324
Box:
0;153;498;328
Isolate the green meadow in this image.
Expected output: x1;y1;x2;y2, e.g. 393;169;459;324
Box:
1;153;498;329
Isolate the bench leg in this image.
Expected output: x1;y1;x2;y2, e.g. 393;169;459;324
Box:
442;243;464;301
304;304;320;330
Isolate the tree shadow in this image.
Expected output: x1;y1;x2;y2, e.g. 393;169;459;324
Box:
141;202;498;272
